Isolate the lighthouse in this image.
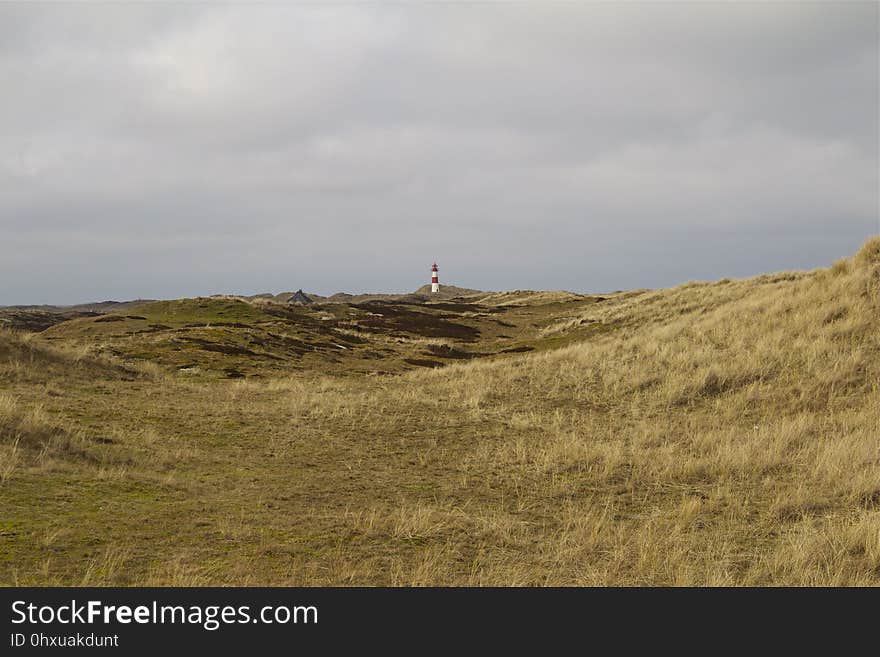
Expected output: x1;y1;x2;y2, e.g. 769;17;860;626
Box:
431;262;439;293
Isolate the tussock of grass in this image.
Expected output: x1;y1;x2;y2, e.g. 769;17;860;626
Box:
0;393;125;483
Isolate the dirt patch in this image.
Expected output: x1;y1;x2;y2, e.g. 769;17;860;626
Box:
255;332;316;355
404;358;445;368
331;332;367;345
500;346;535;354
130;324;174;335
180;337;259;357
0;310;99;332
423;344;487;360
183;322;254;329
424;302;482;313
354;302;480;341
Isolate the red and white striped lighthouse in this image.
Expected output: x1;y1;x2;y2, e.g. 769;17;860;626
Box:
431;262;439;293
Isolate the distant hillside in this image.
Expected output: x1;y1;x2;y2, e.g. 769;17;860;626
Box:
0;299;156;313
4;285;486;315
33;286;590;378
412;284;484;299
265;284;484;305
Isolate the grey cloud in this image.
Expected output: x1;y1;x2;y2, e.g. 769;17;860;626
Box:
0;2;877;304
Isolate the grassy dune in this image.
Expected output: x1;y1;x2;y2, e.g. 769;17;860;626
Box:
1;238;878;585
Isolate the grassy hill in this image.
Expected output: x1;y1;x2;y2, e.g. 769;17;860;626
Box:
0;237;877;585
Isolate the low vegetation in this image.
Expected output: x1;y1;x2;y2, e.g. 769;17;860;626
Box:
1;237;878;585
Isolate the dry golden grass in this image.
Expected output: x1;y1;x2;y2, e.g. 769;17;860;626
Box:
1;237;878;585
475;290;586;306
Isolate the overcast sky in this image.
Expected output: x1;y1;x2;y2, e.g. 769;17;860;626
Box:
1;2;877;304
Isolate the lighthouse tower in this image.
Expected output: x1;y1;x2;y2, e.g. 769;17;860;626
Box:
431;262;440;293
